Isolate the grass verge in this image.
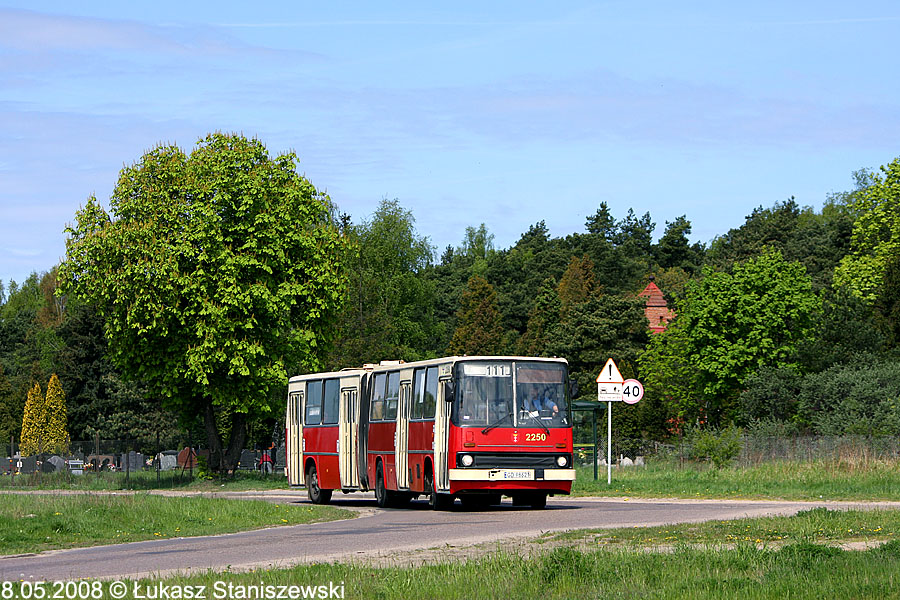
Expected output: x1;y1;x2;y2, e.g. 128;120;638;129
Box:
544;507;897;547
29;510;899;599
573;459;900;501
0;470;290;491
0;493;351;555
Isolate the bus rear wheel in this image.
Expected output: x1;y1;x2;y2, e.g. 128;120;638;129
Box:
375;462;392;508
307;464;332;505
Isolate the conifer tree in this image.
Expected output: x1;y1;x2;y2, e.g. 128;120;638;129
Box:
44;374;69;455
557;255;596;314
20;382;44;457
518;277;561;356
448;275;503;356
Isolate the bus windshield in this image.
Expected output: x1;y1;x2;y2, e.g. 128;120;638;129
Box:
452;360;569;428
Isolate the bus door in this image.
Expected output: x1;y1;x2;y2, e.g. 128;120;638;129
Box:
287;389;304;486
396;380;411;490
434;372;453;492
339;386;360;489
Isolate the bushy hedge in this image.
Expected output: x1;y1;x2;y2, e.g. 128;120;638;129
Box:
799;358;900;436
740;356;900;436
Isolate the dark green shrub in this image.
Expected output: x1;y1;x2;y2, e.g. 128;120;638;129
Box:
799;358;900;436
688;424;743;468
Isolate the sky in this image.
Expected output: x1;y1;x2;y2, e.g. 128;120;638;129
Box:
1;1;899;287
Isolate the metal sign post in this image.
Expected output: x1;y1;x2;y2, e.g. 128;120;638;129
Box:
607;400;613;485
595;359;643;485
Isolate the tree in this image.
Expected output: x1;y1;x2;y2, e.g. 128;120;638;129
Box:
834;158;900;301
585;202;616;241
0;366;15;445
327;199;437;367
43;373;68;454
873;251;900;347
641;249;820;426
544;293;656;438
557;255;596;313
20;382;44;456
517;278;561;356
653;216;702;273
458;223;495;261
448;275;503;355
59;133;349;472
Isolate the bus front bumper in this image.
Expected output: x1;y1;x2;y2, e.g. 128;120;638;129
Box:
448;468;576;482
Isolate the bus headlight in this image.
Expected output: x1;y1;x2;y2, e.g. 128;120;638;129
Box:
460;454;474;467
556;455;568;467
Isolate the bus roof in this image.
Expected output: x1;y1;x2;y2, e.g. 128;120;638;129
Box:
287;356;567;382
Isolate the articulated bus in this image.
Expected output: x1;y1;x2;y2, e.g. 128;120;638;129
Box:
285;356;574;510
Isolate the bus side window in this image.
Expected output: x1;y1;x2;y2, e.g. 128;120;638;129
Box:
323;379;340;424
384;372;400;420
370;373;386;421
412;368;426;420
423;366;438;419
305;380;322;425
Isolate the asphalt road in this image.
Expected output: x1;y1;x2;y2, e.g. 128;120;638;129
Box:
2;492;897;581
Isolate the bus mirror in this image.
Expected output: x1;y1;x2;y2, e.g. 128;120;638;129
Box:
569;380;579;399
443;380;455;400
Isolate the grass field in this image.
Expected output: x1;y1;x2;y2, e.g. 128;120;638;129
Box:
0;469;290;491
12;509;893;600
0;493;351;555
573;459;900;501
132;542;900;600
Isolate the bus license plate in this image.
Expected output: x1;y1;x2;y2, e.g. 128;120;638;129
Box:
490;469;533;481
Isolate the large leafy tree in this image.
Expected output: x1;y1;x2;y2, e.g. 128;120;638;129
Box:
59;133;348;471
327;199;437;367
641;249;820;426
835;158;900;301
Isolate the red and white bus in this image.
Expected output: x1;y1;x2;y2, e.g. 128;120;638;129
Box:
285;356;574;509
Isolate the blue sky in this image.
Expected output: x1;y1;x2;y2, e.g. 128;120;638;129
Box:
2;1;899;286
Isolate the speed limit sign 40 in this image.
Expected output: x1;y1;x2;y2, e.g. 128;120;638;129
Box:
622;379;644;404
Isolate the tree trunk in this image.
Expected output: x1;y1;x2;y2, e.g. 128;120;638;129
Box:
203;401;224;472
223;412;247;474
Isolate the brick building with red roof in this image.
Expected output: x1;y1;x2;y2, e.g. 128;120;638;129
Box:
638;279;675;334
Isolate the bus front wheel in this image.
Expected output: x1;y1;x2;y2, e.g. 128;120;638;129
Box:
425;470;453;510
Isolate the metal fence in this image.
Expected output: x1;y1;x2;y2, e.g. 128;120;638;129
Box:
2;434;286;485
575;435;900;468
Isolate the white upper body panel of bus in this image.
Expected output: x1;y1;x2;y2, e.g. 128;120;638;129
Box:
287;356;567;380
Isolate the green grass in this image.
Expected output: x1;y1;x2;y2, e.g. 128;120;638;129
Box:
546;507;898;547
573;459;900;500
0;469;290;491
49;511;900;599
0;493;351;555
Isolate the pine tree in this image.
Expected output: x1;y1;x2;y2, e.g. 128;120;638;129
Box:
518;277;561;356
20;382;44;457
448;275;503;356
557;255;596;314
44;374;69;455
